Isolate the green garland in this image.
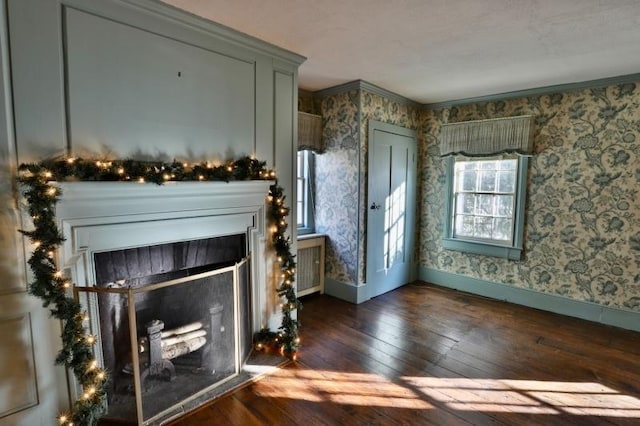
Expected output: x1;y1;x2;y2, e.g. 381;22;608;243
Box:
17;156;300;425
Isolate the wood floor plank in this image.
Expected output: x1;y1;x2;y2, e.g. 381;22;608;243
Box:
161;282;640;426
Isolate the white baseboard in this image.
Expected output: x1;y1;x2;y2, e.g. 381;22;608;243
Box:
419;267;640;333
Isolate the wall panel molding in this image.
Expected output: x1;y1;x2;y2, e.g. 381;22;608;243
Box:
0;314;38;418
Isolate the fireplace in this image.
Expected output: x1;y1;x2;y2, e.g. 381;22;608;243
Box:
53;180;276;424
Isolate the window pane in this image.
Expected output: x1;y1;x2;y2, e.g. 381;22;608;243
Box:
463;161;478;170
456;193;475;214
500;159;517;170
474;216;492;238
479;171;496;192
459;171;476;191
446;156;525;253
297;178;303;196
493;218;513;241
497;171;515;193
297;177;304;226
495;195;513;216
475;194;493;216
478;161;494;170
297;150;313;230
455;215;474;237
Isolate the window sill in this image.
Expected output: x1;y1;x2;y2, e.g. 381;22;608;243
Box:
441;238;522;260
297;232;326;241
297;227;316;237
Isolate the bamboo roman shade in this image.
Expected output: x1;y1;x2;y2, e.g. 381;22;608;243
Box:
298;112;323;152
439;115;535;157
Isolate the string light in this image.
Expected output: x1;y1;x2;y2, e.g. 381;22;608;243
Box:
17;154;299;424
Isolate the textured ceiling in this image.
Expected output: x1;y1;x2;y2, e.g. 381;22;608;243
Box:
162;0;640;104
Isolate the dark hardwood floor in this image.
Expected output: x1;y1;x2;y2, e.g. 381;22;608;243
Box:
171;282;640;425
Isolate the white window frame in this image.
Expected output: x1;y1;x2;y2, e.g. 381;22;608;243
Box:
297;150;315;234
442;154;529;260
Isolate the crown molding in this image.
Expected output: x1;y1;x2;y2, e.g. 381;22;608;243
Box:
312;80;362;98
113;0;306;66
358;81;422;108
424;73;640;109
309;73;640;111
312;80;421;108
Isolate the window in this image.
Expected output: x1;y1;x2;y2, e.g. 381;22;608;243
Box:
442;154;528;260
297;150;315;234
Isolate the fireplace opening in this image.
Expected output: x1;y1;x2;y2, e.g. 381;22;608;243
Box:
80;234;254;424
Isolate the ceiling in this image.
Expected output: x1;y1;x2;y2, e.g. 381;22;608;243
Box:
162;0;640;104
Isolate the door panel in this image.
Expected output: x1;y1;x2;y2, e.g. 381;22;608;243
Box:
366;121;417;299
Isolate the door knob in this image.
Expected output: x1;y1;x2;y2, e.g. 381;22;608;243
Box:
370;202;381;210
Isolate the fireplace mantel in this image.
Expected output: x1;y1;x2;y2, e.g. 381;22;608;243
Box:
55;180;273;218
52;180;275;417
54;180;272;255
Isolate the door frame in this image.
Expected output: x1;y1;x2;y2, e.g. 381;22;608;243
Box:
365;120;417;299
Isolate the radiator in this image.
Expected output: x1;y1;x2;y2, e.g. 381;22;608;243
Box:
296;235;325;296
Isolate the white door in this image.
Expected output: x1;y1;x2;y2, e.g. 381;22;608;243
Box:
366;121;417;299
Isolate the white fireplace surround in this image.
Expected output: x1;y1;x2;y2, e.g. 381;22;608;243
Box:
52;180;274;398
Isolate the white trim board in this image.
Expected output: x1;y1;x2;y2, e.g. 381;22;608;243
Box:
419;267;640;333
324;278;370;305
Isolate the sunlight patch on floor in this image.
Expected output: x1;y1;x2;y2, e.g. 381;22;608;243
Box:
253;368;431;408
403;377;640;417
252;367;640;418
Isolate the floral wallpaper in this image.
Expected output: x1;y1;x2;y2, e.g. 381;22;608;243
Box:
315;90;360;284
420;82;640;312
312;88;421;286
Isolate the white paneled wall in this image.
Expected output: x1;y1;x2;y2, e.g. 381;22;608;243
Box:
1;0;303;422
